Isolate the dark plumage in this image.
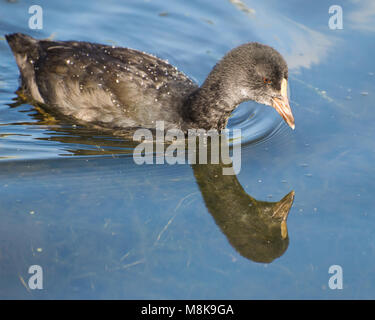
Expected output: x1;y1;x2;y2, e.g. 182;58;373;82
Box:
193;157;295;263
6;33;295;132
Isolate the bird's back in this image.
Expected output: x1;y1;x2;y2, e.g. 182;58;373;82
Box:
6;33;198;130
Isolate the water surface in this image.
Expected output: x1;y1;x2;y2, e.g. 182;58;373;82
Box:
0;0;375;299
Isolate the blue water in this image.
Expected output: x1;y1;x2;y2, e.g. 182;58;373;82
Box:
1;0;375;299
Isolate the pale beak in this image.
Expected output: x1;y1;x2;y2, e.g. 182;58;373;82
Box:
271;78;295;130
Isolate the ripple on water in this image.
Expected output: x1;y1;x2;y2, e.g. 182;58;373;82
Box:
227;100;290;148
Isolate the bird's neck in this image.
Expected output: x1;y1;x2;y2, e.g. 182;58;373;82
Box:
182;76;242;132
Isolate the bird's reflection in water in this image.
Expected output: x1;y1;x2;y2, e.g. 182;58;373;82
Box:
193;161;294;263
190;135;295;263
9;98;295;263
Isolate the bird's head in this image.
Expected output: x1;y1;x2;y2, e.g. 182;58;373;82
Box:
217;43;295;129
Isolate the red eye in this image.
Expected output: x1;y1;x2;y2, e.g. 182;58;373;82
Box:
263;78;272;85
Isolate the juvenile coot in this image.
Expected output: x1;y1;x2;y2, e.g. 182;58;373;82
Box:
6;33;295;132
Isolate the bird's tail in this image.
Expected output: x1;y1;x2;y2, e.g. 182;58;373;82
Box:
5;33;40;76
5;33;43;100
5;33;39;57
